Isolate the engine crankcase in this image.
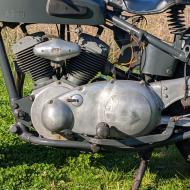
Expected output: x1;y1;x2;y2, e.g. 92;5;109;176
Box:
31;80;163;140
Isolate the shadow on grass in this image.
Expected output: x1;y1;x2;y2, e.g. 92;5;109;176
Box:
0;142;190;182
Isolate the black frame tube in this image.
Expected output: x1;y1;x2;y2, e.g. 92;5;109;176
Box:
16;124;190;152
19;125;94;151
0;30;19;100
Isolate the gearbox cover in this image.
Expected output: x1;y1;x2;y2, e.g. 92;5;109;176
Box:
31;80;163;140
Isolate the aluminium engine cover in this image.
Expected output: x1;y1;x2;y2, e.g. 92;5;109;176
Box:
31;80;163;140
31;81;74;140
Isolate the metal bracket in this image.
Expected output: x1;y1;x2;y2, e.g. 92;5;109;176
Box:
82;119;176;149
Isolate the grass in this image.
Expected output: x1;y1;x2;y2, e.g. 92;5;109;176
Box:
0;69;190;190
1;8;190;190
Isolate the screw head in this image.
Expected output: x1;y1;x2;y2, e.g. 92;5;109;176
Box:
10;124;20;134
29;95;35;102
69;95;83;107
12;103;19;109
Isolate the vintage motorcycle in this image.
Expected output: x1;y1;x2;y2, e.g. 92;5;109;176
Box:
1;0;190;189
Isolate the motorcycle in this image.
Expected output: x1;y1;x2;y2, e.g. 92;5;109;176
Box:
0;0;190;189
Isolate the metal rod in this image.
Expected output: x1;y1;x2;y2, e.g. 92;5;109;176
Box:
132;160;147;190
0;30;19;100
60;24;65;40
14;124;98;151
132;151;152;190
112;16;188;63
14;62;25;97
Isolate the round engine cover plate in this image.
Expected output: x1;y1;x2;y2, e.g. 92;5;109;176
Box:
42;99;74;132
31;81;73;140
58;80;163;138
104;93;152;136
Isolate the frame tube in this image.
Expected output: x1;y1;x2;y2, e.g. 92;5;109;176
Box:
0;30;19;100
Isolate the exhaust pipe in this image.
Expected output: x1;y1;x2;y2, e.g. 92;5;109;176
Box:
10;123;190;151
10;124;99;152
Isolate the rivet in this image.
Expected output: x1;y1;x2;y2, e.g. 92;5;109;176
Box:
166;69;171;74
164;94;168;98
163;86;168;90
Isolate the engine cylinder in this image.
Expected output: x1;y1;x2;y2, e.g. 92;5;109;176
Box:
12;33;54;81
66;33;109;85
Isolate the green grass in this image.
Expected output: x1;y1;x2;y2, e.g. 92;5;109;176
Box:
0;71;190;190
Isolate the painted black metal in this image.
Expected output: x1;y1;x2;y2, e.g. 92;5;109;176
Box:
0;30;19;100
47;0;91;18
141;44;178;77
176;139;190;162
0;0;105;25
83;119;176;147
13;122;190;152
109;0;190;14
132;151;152;190
17;124;96;151
101;131;190;151
14;97;33;127
112;16;188;63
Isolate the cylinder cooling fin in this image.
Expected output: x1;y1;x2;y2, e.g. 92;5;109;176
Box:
66;49;108;85
66;33;110;86
12;33;54;81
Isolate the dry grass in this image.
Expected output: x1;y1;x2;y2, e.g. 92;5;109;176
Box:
3;6;190;62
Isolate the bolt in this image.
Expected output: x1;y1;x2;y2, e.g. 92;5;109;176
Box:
78;87;85;92
111;79;115;84
166;69;171;74
67;95;83;107
14;109;19;117
96;122;110;139
29;95;35;102
91;144;101;153
18;110;26;118
10;124;20;134
11;102;19;109
164;94;168;99
49;100;54;104
14;109;26;119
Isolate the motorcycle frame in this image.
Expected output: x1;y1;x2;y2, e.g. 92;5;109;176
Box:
1;5;190;190
1;13;190;152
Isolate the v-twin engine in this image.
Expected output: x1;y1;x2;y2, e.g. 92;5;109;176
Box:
31;80;163;140
11;31;188;142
